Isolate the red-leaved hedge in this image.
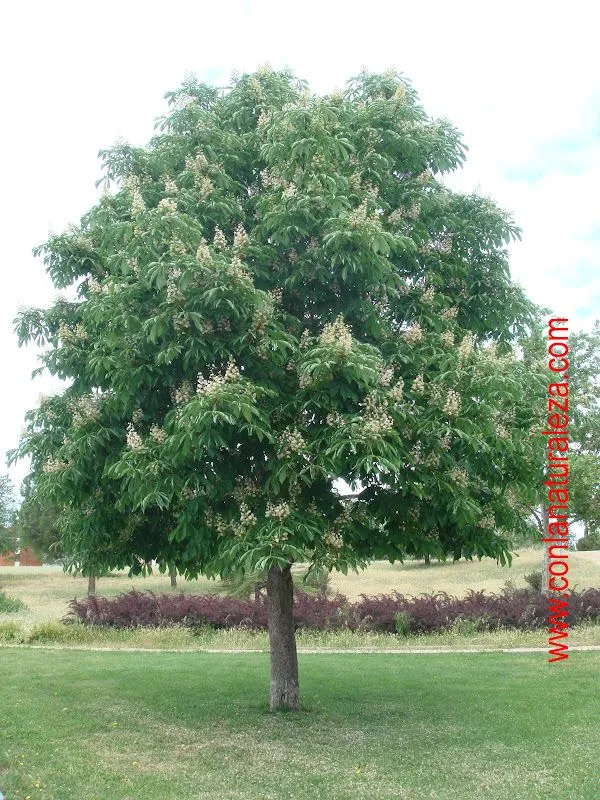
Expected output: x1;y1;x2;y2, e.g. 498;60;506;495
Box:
65;587;600;634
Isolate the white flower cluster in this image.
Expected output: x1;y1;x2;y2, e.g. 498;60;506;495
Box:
233;477;260;504
233;223;250;251
171;381;193;406
149;424;166;444
423;450;440;468
404;323;423;344
348;200;369;228
266;501;291;522
130;187;146;216
71;396;99;427
73;234;93;251
268;287;283;305
458;333;473;364
282;184;297;199
256;109;270;127
320;315;352;356
326;411;342;427
443;389;461;418
126;422;143;451
307;237;319;251
300;329;311;350
361;393;394;436
379;365;394;388
42;455;67;474
132;407;144;423
441;432;452;451
164;176;178;195
277;428;306;458
421;285;436;305
348;172;362;193
449;467;469;489
173;312;190;331
169;238;187;256
227;256;251;281
213;227;227;250
196;360;240;396
239;502;257;529
58;323;88;344
411;374;425;394
478;515;496;529
411;442;423;464
186;151;209;173
166;267;184;304
441;306;458;321
158;197;177;215
196;238;211;262
260;168;288;191
494;422;510;440
88;277;102;294
389;378;404;401
440;330;455;347
287;249;298;263
324;531;343;550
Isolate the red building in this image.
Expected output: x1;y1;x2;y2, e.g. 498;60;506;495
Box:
0;547;42;567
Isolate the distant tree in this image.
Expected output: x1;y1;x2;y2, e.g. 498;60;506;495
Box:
13;67;544;710
0;475;17;556
13;478;64;562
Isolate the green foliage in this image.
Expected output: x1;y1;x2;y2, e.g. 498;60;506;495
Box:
523;570;543;592
12;67;545;583
0;474;18;555
0;588;27;613
577;531;600;551
13;477;64;562
393;611;410;636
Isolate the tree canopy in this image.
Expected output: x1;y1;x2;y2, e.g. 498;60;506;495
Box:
12;67;546;707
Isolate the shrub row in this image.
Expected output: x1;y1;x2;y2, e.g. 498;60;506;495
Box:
66;587;600;634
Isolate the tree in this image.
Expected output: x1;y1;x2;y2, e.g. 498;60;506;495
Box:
0;475;17;556
12;68;544;710
13;477;64;563
569;322;600;540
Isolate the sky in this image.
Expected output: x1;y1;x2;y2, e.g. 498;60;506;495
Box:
1;0;599;492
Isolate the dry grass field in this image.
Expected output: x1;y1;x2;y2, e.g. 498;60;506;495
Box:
1;548;599;627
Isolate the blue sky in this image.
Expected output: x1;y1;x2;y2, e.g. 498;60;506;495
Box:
1;0;598;489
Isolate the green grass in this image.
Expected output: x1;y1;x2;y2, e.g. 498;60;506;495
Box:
1;649;599;799
1;619;600;651
0;589;27;614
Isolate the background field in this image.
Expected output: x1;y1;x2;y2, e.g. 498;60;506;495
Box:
2;649;599;800
1;548;599;627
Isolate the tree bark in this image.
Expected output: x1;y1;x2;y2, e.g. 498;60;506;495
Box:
87;572;96;596
169;568;177;588
267;563;300;711
541;504;550;595
424;554;431;566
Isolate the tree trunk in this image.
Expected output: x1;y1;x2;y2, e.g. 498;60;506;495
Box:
169;568;177;588
541;504;550;595
87;572;96;596
424;554;431;566
267;563;300;711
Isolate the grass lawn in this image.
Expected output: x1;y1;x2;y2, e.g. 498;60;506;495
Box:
1;650;598;800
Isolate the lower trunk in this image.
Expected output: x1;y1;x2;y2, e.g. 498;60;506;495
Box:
267;563;300;711
87;573;96;596
169;568;177;588
541;504;550;595
424;554;431;566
